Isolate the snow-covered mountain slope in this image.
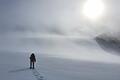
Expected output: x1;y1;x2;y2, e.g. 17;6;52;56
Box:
1;37;120;80
0;37;120;63
0;51;120;80
95;34;120;55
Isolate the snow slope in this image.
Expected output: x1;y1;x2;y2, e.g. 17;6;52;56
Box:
0;51;120;80
1;37;120;80
1;37;120;63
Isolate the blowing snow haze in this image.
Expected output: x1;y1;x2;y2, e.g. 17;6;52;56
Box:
0;0;120;63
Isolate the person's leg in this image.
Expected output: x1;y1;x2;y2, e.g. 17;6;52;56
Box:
30;61;32;69
33;62;34;69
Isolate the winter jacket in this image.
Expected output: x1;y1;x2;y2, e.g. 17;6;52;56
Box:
30;54;36;62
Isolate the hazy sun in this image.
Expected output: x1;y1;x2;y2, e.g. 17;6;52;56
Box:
83;0;105;20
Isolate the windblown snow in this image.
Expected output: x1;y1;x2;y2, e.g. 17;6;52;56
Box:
0;37;120;80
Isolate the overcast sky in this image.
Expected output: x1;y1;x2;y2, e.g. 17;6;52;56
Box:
0;0;120;38
0;0;120;63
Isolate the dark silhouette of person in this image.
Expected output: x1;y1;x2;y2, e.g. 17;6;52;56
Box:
30;53;36;69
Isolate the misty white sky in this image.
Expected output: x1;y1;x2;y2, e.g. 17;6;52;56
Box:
0;0;120;38
0;0;120;63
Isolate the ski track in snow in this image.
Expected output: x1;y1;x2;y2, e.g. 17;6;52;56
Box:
9;68;46;80
32;69;45;80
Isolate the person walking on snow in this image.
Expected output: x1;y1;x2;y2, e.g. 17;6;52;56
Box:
30;53;36;69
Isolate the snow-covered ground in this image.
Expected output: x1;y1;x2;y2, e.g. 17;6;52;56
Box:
0;38;120;80
0;50;120;80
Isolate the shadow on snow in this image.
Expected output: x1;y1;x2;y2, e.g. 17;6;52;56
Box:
9;68;30;73
9;68;45;80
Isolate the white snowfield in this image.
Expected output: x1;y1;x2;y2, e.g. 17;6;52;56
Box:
0;38;120;80
0;51;120;80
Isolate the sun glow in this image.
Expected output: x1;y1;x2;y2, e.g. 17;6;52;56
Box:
83;0;105;20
